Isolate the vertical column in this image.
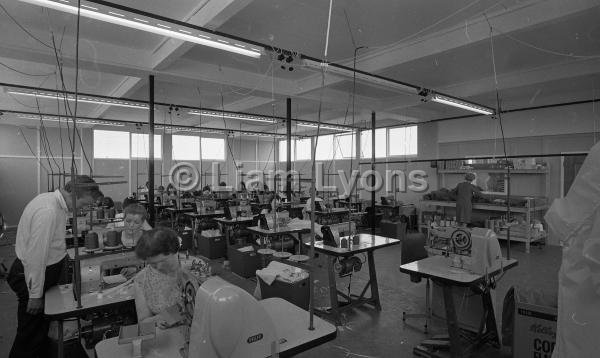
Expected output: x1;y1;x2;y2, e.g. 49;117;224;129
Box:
286;98;292;201
148;75;155;226
370;111;376;234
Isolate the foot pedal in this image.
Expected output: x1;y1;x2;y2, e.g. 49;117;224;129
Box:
421;339;450;349
431;334;450;340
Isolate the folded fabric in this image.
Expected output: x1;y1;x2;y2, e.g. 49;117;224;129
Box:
237;245;254;252
256;261;308;286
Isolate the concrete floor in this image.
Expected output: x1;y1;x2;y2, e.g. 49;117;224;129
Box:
0;229;561;358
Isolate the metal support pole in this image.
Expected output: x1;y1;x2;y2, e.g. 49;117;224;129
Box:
370;111;376;235
286;98;292;202
148;75;155;226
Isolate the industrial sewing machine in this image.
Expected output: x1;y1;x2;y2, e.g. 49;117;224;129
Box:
175;274;280;358
77;254;145;348
427;226;503;275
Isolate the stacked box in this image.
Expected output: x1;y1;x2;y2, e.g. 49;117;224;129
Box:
513;290;557;358
196;234;226;259
228;245;261;278
258;275;309;310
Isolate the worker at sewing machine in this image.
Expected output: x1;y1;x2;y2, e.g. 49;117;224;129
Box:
452;172;482;227
133;228;185;328
8;175;103;358
121;204;152;248
303;194;325;220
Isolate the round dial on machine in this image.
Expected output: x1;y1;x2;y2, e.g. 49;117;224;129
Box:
451;229;472;252
184;281;197;317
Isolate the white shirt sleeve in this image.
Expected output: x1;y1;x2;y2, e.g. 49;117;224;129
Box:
22;208;57;298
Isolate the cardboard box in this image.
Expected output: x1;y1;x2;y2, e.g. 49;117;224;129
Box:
196;234;226;259
259;275;309;310
513;290;557;358
228;245;261;278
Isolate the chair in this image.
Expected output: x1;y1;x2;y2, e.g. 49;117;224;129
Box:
401;232;431;333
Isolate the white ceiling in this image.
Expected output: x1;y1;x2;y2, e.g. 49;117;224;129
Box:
0;0;599;135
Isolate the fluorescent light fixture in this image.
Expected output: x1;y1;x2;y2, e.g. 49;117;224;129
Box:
189;110;276;124
431;93;494;115
238;131;285;139
8;89;148;109
297;122;349;132
16;114;124;126
18;0;262;58
171;127;225;135
303;59;416;93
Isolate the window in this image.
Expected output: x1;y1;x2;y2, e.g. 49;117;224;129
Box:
316;135;335;161
334;133;356;159
201;137;225;160
361;128;386;158
93;130;129;159
278;140;295;162
172;135;200;161
131;133;162;159
296;138;311;161
389;126;418;156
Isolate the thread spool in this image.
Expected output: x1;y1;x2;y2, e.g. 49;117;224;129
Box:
84;232;99;251
105;230;121;247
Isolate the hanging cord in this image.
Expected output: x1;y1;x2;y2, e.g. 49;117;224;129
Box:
0;2;52;49
486;14;511;260
220;91;239;172
19;127;50;173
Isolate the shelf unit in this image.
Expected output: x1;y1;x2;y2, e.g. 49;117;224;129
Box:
419;199;548;253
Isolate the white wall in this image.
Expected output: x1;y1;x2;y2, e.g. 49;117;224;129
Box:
438;102;600;143
0;123;91;226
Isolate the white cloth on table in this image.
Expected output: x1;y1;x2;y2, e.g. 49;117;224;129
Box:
15;190;68;298
545;141;600;358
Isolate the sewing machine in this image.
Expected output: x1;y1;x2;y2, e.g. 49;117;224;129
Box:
177;276;279;357
79;255;144;294
428;226;503;275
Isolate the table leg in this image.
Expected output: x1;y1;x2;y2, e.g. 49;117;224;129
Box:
57;319;64;358
326;255;340;325
296;233;302;254
441;284;464;358
482;288;500;348
225;224;231;246
367;250;381;310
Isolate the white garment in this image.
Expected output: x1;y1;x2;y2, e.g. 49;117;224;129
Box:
545;142;600;358
15;190;68;298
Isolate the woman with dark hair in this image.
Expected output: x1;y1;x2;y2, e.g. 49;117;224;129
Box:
121;204;152;248
133;228;183;326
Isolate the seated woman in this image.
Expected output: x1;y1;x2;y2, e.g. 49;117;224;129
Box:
134;228;183;326
121;204;152;248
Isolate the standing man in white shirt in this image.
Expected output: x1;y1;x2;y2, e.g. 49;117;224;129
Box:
7;175;103;358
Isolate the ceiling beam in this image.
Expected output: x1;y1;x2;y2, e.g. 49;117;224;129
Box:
88;0;255;118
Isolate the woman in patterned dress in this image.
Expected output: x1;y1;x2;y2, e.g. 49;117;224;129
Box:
133;228;183;327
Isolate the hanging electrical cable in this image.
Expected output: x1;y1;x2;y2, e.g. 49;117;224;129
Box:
485;14;511;259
